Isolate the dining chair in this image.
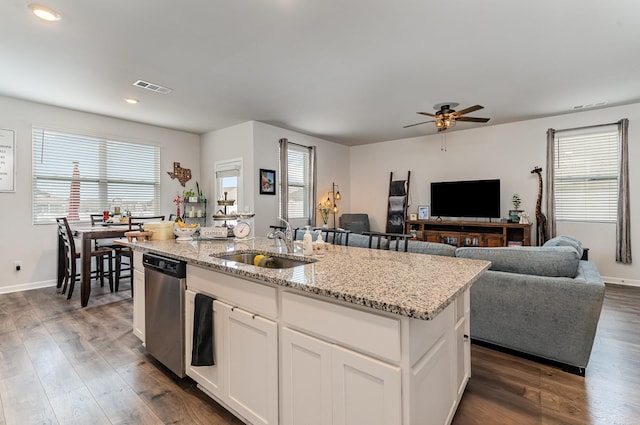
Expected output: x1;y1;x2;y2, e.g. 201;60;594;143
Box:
362;231;411;252
56;217;114;299
293;227;351;246
115;215;166;291
89;213;121;278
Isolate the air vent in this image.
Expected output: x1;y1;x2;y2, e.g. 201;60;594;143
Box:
573;101;607;110
133;79;172;94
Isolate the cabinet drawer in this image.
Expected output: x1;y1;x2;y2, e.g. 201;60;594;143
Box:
281;291;401;363
187;265;277;318
483;234;504;247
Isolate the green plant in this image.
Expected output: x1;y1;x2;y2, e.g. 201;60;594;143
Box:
511;193;522;210
184;188;196;198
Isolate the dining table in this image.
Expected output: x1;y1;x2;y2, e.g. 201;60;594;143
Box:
57;223;130;307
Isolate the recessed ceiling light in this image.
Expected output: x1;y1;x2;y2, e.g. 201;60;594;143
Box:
28;4;61;22
124;98;139;104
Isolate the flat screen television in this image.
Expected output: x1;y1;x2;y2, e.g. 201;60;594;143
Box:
430;179;501;219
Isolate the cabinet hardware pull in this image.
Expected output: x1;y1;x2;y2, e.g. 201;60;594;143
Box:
252;314;256;319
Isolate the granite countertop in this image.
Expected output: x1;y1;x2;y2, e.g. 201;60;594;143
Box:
119;236;490;320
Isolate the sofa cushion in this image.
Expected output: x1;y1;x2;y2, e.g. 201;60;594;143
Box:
455;246;581;278
389;240;456;256
543;235;583;258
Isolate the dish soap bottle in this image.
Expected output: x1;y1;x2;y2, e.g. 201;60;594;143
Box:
303;225;313;256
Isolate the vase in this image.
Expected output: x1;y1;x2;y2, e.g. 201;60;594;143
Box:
508;210;522;223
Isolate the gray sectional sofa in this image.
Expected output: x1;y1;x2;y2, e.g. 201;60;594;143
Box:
293;228;604;374
456;236;605;375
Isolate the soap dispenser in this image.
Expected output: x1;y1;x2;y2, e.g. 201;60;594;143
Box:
303;225;313;256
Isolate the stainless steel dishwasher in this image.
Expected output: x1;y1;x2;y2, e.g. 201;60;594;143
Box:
143;252;187;378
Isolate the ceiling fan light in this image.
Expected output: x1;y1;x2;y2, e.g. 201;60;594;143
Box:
28;4;61;21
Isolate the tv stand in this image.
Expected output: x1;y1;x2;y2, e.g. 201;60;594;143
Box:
406;219;532;247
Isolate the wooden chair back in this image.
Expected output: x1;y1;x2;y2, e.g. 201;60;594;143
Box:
362;231;411;252
128;215;165;230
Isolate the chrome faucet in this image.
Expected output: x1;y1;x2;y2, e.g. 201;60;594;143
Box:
273;230;295;253
273;217;294;252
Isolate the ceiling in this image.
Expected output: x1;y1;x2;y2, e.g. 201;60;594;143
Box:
2;1;639;146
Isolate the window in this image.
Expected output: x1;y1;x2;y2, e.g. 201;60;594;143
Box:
32;128;160;224
278;139;316;225
214;159;242;215
553;125;619;222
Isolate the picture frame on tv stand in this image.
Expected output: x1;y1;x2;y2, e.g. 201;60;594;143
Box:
418;205;429;220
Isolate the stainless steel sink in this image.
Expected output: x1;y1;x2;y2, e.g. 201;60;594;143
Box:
213;252;315;269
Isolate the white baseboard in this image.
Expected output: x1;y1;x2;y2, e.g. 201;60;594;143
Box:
602;276;640;288
0;279;57;294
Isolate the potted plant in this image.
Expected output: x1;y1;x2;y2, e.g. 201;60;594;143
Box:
184;188;197;202
509;193;522;223
196;181;206;202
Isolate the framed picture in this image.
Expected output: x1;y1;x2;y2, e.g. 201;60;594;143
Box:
409;213;417;221
0;129;15;192
418;205;429;220
259;168;276;195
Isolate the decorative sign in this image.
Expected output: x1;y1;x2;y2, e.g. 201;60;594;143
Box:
0;129;15;192
167;161;192;187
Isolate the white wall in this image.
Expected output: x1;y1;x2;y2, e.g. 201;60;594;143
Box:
350;102;640;286
0;96;200;293
252;122;350;235
200;121;254;223
199;121;350;237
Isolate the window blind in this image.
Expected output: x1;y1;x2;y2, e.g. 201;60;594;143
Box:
32;128;160;224
554;125;619;222
286;144;310;219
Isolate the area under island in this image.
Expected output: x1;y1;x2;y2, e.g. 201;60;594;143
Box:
120;236;490;425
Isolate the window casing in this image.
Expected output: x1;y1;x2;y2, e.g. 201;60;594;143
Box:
214;159;242;215
279;140;315;226
286;145;311;219
32;128;160;224
553;125;619;222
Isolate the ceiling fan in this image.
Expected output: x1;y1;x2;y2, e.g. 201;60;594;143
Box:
404;102;490;131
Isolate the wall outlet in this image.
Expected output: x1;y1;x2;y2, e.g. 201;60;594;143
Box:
14;261;22;271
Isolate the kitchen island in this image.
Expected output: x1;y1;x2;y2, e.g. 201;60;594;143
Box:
121;237;490;425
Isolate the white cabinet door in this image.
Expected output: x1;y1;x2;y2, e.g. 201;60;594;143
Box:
218;301;278;425
184;290;223;399
332;344;402;425
281;327;332;425
132;251;145;342
454;289;471;399
132;269;145;342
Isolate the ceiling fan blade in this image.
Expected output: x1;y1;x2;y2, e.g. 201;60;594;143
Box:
456;116;490;123
403;120;435;128
417;112;437;117
451;105;483;117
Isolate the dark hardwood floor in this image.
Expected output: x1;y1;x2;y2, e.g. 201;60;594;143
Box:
0;281;638;424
